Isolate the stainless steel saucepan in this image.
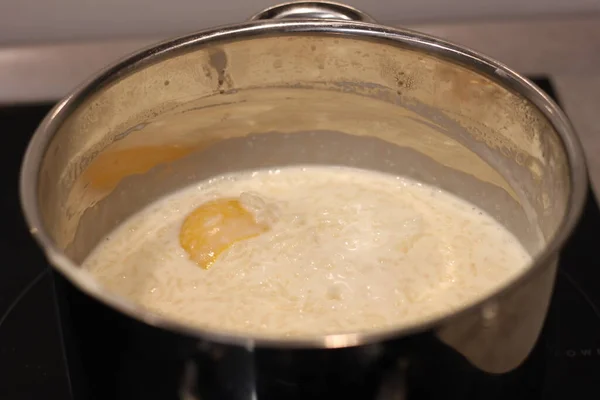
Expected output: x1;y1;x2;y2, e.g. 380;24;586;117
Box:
20;2;587;399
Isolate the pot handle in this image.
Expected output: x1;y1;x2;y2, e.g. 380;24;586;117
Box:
248;1;377;23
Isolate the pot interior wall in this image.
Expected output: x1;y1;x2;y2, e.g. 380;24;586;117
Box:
35;31;569;265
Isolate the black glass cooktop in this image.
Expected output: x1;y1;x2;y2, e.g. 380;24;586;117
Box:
1;77;599;400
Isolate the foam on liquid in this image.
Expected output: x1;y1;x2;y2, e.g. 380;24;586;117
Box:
83;166;531;337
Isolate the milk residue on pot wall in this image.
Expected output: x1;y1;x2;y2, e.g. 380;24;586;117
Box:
59;87;525;255
38;34;563;260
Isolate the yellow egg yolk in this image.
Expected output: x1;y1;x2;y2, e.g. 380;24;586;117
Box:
179;198;269;269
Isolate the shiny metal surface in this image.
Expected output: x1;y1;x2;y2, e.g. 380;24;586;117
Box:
20;1;587;393
249;1;377;23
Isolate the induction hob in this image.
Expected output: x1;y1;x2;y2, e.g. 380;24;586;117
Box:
1;78;599;400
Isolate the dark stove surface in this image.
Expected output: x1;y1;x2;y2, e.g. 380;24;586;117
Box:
1;78;599;400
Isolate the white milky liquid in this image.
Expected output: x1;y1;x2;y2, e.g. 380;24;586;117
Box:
82;166;531;337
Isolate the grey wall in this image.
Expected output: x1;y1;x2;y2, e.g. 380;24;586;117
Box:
2;0;599;44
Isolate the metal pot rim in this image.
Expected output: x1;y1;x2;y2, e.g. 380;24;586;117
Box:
19;18;588;349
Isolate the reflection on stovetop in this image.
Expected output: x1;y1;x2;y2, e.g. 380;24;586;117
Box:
543;188;600;400
0;77;599;400
0;104;70;399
